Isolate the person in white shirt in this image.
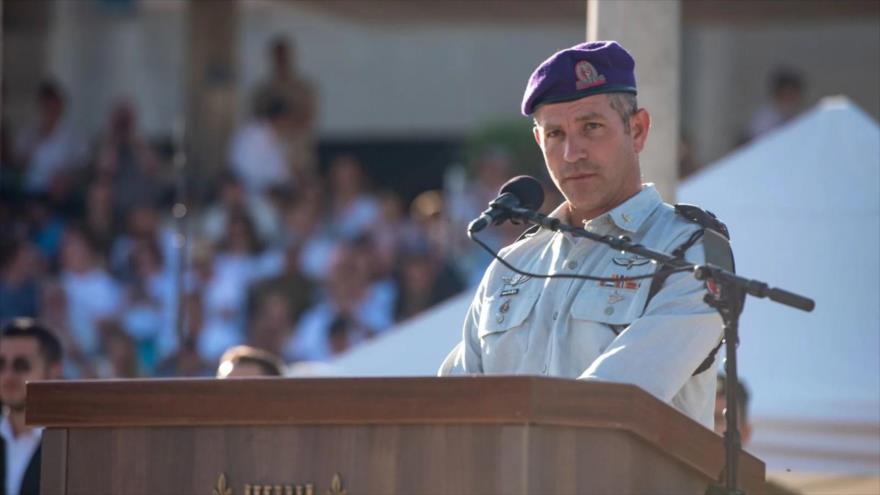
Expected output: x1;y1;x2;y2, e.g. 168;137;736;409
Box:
0;319;63;495
14;81;87;194
227;98;294;197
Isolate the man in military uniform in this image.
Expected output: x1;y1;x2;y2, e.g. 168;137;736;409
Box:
439;41;727;429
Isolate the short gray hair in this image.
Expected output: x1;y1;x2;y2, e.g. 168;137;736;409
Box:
532;92;639;133
608;92;638;134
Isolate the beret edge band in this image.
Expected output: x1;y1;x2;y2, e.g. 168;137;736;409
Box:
525;84;637;116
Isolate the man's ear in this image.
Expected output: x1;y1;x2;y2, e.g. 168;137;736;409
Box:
533;125;542;148
631;108;651;153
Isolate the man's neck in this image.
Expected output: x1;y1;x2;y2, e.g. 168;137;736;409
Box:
5;408;33;438
567;184;645;226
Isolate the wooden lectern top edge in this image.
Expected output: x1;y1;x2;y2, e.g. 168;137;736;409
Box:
26;376;763;485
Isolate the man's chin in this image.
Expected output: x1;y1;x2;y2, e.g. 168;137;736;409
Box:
2;400;26;412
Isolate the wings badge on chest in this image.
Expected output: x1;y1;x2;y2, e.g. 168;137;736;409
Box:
611;255;652;270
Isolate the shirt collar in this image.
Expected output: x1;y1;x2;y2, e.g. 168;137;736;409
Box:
599;184;663;233
1;414;43;442
0;415;11;441
547;184;663;234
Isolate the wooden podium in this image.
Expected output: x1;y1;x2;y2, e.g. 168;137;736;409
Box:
28;376;764;495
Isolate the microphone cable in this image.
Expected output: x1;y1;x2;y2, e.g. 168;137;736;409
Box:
468;230;694;284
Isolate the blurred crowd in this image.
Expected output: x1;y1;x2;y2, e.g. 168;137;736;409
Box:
0;38;534;379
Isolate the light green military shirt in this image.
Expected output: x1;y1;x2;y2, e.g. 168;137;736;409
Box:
439;184;723;429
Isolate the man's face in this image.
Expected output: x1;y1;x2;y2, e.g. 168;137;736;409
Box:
0;337;54;410
532;94;649;224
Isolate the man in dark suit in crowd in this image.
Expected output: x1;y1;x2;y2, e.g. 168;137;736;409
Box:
1;319;63;495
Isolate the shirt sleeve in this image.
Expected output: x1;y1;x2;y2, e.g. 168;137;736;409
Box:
578;239;724;403
437;282;485;375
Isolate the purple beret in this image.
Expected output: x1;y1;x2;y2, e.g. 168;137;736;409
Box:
521;40;637;116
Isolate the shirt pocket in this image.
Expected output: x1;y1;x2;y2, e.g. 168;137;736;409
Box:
477;288;540;371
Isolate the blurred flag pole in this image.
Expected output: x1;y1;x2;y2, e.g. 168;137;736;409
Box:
171;116;191;347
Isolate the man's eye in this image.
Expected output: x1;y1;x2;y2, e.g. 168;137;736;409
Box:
546;130;562;138
585;122;603;130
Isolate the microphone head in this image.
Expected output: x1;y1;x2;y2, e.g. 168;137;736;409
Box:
499;175;544;211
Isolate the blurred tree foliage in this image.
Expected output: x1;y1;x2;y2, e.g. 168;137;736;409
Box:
463;119;548;181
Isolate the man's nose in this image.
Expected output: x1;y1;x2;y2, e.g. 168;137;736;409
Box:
563;135;587;163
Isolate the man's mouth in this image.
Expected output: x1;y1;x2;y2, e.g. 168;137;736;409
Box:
563;172;599;183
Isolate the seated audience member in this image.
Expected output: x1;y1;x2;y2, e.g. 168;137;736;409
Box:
283;237;394;362
228;98;295;197
14;80;87;194
200;173;280;248
247;239;315;326
80;176;118;257
154;336;212;378
372;190;423;280
247;292;297;354
0;240;42;321
197;211;280;362
120;238;177;374
325;154;380;240
95;321;140;379
95;99;167;218
58;226;122;367
23;194;66;265
216;345;285;378
393;243;465;322
37;281;95;378
0;318;64;495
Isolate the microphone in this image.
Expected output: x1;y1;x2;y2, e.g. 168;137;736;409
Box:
468;175;545;233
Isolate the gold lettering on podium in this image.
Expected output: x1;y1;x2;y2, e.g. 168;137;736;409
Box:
214;473;347;495
327;474;347;495
214;473;233;495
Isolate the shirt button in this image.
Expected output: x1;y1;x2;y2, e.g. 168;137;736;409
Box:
567;260;578;270
496;315;505;323
552;311;559;320
604;306;615;316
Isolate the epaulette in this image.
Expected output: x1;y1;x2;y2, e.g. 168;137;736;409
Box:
674;204;730;240
515;224;541;242
648;203;734;376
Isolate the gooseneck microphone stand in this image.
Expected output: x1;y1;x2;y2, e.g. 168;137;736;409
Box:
471;206;815;495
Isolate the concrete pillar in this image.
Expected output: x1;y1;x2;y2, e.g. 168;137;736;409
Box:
186;0;239;180
587;0;681;202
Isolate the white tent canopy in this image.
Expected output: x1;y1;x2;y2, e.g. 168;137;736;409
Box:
677;96;879;476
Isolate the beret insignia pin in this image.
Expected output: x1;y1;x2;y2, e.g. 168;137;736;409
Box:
575;60;607;90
